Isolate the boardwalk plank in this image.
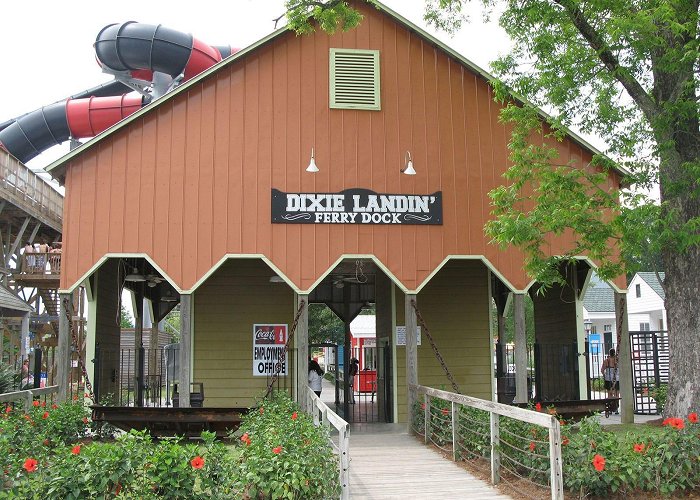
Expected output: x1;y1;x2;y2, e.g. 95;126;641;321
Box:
348;424;512;499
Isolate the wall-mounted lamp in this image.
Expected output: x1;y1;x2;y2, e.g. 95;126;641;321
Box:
306;147;319;173
401;151;416;175
269;276;285;283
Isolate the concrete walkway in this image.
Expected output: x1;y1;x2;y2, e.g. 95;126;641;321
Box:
348;424;512;499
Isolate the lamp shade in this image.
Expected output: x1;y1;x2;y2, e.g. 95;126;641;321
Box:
124;267;146;282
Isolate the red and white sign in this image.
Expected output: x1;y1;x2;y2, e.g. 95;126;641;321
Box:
253;324;288;376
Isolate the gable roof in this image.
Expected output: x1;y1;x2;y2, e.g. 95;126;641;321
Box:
45;0;628;182
0;285;33;315
583;285;614;313
636;272;665;300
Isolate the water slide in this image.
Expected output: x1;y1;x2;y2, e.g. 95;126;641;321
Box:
0;22;235;164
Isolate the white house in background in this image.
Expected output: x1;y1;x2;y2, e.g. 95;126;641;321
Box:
582;272;668;348
627;272;667;332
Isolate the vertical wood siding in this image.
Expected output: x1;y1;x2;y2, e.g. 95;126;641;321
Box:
396;261;491;423
60;3;624;293
192;259;295;407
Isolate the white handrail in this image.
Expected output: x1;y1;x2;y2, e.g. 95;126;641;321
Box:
0;385;59;409
306;388;350;500
410;384;563;500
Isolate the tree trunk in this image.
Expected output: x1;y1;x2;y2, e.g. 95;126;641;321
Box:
663;243;700;417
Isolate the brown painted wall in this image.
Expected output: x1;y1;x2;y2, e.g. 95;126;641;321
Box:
193;259;295;407
59;2;624;293
396;260;492;422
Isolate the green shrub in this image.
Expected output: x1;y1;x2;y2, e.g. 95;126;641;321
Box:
233;392;340;499
650;384;668;412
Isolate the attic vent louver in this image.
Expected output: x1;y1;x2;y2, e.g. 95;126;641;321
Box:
330;49;380;110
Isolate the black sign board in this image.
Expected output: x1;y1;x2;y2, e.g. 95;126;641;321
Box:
271;188;442;225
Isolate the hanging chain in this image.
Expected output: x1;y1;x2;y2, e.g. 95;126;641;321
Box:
62;297;95;403
411;300;461;394
264;299;306;398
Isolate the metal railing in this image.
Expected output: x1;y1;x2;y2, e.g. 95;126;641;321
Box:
0;151;63;229
410;384;563;500
306;387;350;500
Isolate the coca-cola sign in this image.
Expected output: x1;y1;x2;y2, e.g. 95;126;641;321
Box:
253;324;288;376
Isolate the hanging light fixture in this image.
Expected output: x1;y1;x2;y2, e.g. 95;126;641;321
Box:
306;147;319;173
401;151;416;175
124;266;146;282
161;289;178;302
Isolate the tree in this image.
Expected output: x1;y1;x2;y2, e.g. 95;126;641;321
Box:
308;304;345;345
284;1;700;416
120;304;134;329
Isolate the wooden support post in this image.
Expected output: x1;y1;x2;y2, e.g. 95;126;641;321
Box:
178;294;192;408
513;293;528;403
452;401;458;462
339;422;350;500
296;294;309;412
490;412;501;485
424;393;430;444
20;313;29;359
134;288;144;407
57;292;73;403
405;293;418;430
548;419;564;500
615;291;633;424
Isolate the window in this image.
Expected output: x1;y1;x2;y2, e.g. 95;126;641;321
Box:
363;346;376;371
640;322;650;331
659;319;664;330
604;324;612;332
330;49;381;110
635;284;641;298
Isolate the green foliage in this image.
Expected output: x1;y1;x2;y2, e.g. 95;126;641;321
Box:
0;394;340;499
163;306;181;343
120;303;134;329
0;363;18;393
233;392;340;499
285;0;367;35
308;303;344;345
650;384;668;412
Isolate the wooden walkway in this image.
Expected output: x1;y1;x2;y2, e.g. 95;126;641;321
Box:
349;424;512;499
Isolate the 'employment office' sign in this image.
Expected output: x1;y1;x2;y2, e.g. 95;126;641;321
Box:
252;324;288;376
271;188;442;225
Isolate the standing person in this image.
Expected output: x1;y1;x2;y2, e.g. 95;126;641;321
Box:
348;358;359;404
22;242;34;272
308;359;324;397
36;241;49;272
49;242;62;272
601;348;620;413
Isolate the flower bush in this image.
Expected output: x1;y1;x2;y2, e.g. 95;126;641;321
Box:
0;394;340;499
232;392;340;499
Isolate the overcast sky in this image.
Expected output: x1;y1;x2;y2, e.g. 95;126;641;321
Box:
0;0;514;174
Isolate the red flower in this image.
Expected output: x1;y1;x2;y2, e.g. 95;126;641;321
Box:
272;446;283;454
42;412;49;420
663;417;685;429
82;417;89;424
529;442;536;452
420;403;426;410
592;454;606;472
548;408;557;415
4;407;11;414
32;401;39;407
291;412;298;420
535;403;542;411
688;412;698;424
441;408;449;416
72;395;78;401
23;458;38;473
72;445;81;455
562;436;569;446
190;456;205;469
259;406;264;415
51;404;58;410
40;402;46;407
633;443;645;453
241;432;251;446
559;419;566;426
42;439;50;446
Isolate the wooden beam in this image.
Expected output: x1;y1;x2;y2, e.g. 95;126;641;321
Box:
57;293;73;402
134;286;144;407
178;294;192;407
296;294;309;411
5;216;30;267
615;291;633;423
513;293;528;403
405;294;418;430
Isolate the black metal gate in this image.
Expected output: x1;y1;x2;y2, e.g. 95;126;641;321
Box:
630;330;669;414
